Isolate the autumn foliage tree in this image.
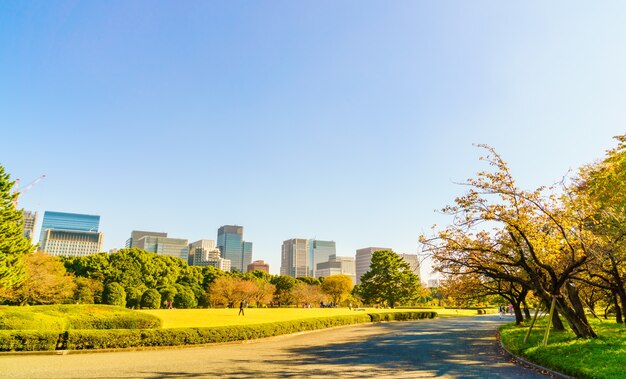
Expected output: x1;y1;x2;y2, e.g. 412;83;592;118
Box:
422;145;597;338
320;274;353;305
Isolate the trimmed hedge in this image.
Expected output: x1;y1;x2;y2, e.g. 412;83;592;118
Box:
0;330;60;351
0;305;161;331
1;311;437;351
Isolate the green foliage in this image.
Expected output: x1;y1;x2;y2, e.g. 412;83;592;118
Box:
159;285;177;304
103;282;126;307
141;289;161;309
74;277;103;304
368;311;437;322
0;330;60;351
358;250;421;308
125;285;147;309
0;164;35;298
296;276;321;286
0;304;161;332
270;275;298;305
173;285;197;308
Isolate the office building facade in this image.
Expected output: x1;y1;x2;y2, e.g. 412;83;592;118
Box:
315;254;356;284
217;225;253;272
130;230;189;261
280;238;309;277
188;239;231;271
247;259;270;273
355;246;392;284
39;211;103;257
399;253;421;279
308;239;336;277
22;210;37;241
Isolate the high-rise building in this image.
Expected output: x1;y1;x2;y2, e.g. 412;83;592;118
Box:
280;238;309;277
315;254;356;284
217;225;253;272
22;211;37;241
399;253;421;279
188;239;231;271
129;230;188;261
126;230;167;248
39;211;103;257
355;246;392;284
247;260;270;273
308;239;336;277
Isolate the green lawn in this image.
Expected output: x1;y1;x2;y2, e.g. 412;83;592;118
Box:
500;317;626;379
139;307;482;328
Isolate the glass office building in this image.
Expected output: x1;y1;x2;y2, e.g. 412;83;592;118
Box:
39;211;103;257
308;239;336;277
217;225;253;272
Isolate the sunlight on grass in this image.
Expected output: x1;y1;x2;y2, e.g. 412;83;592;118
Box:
500;317;626;379
139;307;483;328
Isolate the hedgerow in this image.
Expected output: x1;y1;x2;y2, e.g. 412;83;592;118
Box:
0;311;436;351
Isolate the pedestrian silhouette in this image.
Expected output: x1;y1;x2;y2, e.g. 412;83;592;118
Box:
239;301;245;316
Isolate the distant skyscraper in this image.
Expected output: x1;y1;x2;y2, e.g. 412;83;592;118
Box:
217;225;253;272
126;230;167;248
39;211;103;257
247;260;270;273
188;239;231;271
308;239;336;277
399;253;421;279
22;211;37;241
129;231;188;261
355;246;392;284
315;254;356;284
280;238;309;277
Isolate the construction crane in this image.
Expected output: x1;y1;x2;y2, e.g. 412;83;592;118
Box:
13;175;46;207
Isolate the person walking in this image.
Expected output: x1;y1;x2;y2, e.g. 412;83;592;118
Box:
238;301;245;316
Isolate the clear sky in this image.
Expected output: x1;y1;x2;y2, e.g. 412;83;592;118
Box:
2;1;625;276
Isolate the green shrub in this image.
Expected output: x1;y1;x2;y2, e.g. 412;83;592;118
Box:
0;305;161;331
141;289;161;309
173;286;197;309
125;286;146;309
103;283;126;307
0;330;60;351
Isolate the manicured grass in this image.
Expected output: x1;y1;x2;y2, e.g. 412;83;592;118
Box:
139;307;481;328
0;304;161;331
500;317;626;379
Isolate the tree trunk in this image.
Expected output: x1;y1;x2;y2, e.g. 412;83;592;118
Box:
617;290;626;325
522;300;531;320
543;298;565;331
556;296;597;338
613;295;623;324
512;301;524;324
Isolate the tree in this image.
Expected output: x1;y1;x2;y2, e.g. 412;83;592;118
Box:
207;277;256;307
292;282;325;307
270;275;298;305
421;145;597;338
74;277;103;304
0;164;35;300
125;285;147;309
320;274;353;305
173;284;197;308
359;250;420;308
296;276;321;286
141;288;161;309
6;252;76;305
103;282;126;307
249;278;275;307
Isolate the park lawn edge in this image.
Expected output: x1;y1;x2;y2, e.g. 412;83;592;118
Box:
0;311;437;352
498;319;626;379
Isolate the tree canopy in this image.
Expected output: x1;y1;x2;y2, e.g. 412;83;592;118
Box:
358;250;420;308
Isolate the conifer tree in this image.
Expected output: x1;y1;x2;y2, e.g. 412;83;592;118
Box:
0;164;34;297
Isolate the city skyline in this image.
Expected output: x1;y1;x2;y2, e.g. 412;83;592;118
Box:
4;2;626;277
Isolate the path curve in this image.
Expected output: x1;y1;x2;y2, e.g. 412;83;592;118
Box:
0;315;548;378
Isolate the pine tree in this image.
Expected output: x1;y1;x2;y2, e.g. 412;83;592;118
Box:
0;164;34;297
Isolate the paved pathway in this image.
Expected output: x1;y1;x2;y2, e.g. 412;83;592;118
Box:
0;315;548;378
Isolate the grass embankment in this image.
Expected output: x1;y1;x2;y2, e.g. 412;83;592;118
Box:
140;307;480;328
500;317;626;379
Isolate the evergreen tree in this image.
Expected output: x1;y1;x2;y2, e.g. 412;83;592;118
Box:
358;250;421;308
0;164;35;298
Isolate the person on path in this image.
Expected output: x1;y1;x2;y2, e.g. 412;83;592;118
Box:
238;301;245;316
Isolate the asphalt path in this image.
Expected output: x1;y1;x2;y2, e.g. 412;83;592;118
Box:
0;314;549;378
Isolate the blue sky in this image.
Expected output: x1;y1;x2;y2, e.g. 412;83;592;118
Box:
2;1;625;276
